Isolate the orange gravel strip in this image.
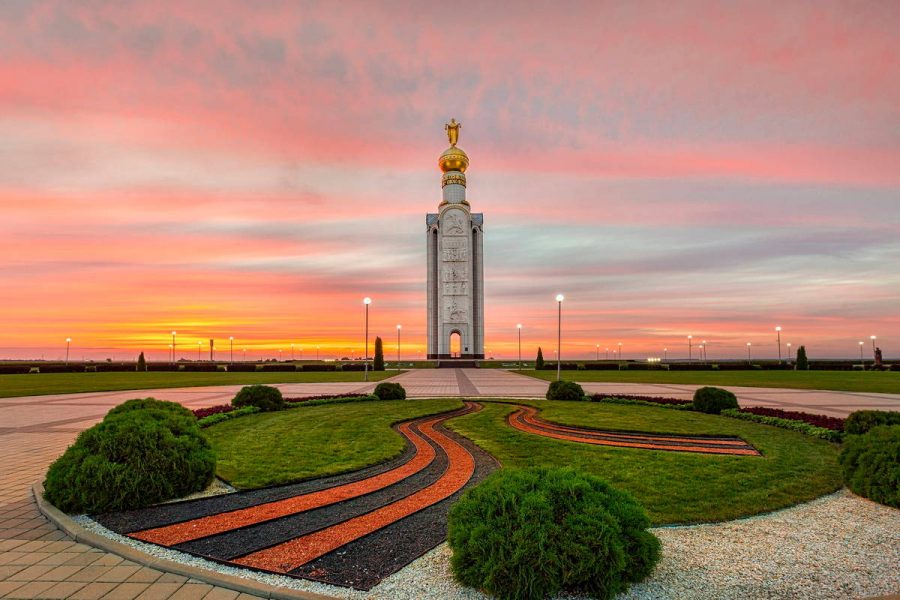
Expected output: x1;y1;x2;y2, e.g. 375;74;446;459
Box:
131;419;439;546
232;403;477;573
510;407;760;456
520;406;752;447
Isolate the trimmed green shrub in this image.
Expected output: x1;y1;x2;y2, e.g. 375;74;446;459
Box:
374;336;385;371
106;398;194;420
232;385;284;412
796;345;809;370
546;380;586;401
373;382;406;400
721;409;842;442
448;467;660;600
692;387;739;414
840;425;899;508
535;347;544;370
844;410;900;435
43;404;215;513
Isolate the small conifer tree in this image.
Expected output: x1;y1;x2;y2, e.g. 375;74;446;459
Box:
374;336;385;371
536;347;545;370
796;345;809;370
137;352;147;372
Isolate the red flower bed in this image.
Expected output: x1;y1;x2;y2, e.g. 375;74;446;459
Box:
192;404;235;419
739;407;845;431
590;394;692;406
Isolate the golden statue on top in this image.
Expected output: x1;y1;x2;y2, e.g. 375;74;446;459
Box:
444;118;461;147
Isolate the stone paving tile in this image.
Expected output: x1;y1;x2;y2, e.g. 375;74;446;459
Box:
39;581;88;599
155;574;187;585
125;567;163;584
167;583;213;600
99;582;151;600
2;580;56;598
133;583;186;600
199;588;239;600
68;582;119;600
0;581;25;598
95;565;142;583
68;565;115;582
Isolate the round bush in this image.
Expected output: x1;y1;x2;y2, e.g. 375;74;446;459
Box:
448;467;660;600
373;382;406;400
546;379;586;401
105;398;194;420
44;408;215;513
692;386;739;414
840;425;899;508
232;385;284;412
844;410;900;435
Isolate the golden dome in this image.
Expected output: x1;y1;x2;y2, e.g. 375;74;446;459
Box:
439;145;469;173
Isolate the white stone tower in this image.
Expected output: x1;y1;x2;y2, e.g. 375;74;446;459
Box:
426;119;484;360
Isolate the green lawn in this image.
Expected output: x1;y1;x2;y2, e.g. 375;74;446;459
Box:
206;397;841;525
204;398;463;488
448;399;841;524
0;370;398;398
519;369;900;394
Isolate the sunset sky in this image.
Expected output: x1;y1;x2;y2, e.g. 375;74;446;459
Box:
1;1;898;361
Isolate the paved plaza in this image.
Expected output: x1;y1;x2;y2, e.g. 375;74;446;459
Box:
0;369;898;599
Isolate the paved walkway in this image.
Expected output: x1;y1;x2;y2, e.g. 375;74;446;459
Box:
1;369;898;599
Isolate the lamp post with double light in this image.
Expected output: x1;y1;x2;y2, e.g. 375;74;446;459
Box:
516;324;523;369
775;326;782;362
364;297;372;381
555;295;564;381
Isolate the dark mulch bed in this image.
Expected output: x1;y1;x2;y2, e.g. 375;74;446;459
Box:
289;423;499;590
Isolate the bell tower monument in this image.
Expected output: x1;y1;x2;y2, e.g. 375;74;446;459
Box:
426;119;485;360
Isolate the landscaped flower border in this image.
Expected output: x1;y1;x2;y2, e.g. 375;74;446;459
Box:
197;406;260;428
193;393;381;428
720;409;843;442
592;394;695;409
736;406;844;431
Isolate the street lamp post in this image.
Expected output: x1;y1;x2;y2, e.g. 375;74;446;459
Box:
786;342;792;362
171;331;177;363
364;297;372;381
517;324;523;369
65;338;71;365
618;342;623;361
397;324;402;366
870;335;877;363
229;336;234;364
596;343;600;361
775;326;782;363
747;342;752;364
555;295;564;381
291;343;294;361
702;340;708;362
687;335;693;361
605;347;609;360
316;345;320;361
197;341;202;361
859;341;864;362
664;347;668;362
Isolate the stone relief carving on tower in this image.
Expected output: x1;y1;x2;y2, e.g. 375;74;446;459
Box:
444;212;466;235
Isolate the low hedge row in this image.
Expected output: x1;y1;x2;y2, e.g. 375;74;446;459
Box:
197;406;260;428
720;409;843;442
590;394;692;407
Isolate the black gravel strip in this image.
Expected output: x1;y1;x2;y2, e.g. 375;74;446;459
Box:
175;418;451;560
95;404;474;534
513;411;758;452
289;417;500;590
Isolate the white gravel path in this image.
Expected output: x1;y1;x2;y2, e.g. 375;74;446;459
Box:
77;489;899;600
